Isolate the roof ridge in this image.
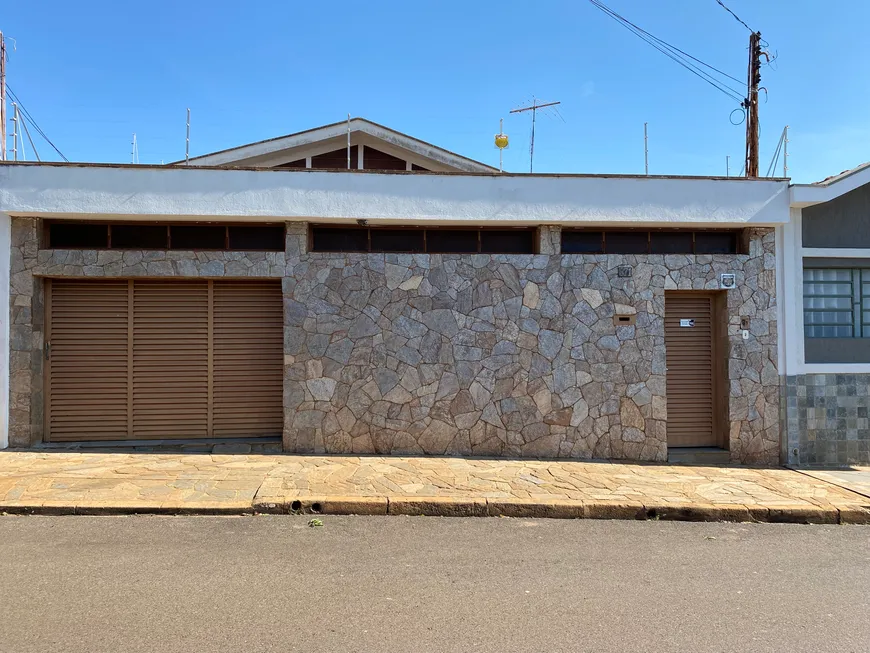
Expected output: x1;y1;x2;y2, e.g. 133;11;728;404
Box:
172;117;497;171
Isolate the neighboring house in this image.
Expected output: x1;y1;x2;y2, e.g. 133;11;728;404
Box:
783;162;870;464
177;117;498;172
0;118;789;464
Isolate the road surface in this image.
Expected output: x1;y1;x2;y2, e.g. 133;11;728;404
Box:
0;515;867;652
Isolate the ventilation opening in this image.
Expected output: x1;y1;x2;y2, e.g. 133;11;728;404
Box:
45;222;286;251
310;226;536;254
561;229;744;255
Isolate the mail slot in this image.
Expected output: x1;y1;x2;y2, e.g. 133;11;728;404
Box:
613;315;637;326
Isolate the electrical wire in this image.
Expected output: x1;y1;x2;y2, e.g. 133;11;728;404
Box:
4;85;68;161
588;0;745;104
714;0;755;33
593;0;745;86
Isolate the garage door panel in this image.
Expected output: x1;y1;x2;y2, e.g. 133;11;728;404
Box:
212;281;283;437
47;280;130;442
47;279;283;442
131;281;209;439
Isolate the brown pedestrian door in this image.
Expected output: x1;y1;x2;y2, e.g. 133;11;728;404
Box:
664;292;723;448
46;279;283;442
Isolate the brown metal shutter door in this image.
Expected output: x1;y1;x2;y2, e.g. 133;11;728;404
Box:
212;281;283;436
132;281;210;438
665;294;717;447
47;280;130;441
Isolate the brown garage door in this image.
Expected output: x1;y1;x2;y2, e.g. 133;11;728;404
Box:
664;292;724;448
46;279;283;442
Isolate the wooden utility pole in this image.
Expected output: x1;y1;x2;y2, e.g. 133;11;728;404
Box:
510;98;561;173
744;31;762;177
1;31;6;162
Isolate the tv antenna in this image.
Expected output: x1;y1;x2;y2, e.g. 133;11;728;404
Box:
510;97;561;173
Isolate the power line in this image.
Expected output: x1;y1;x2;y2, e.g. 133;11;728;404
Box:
5;85;68;161
589;0;744;100
714;0;755;33
593;0;744;86
588;0;745;104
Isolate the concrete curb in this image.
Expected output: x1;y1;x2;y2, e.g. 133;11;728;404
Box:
3;498;868;524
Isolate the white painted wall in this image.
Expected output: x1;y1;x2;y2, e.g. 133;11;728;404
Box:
0;164;790;226
0;213;10;449
781;206;870;375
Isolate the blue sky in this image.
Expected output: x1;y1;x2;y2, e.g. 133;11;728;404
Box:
3;0;868;182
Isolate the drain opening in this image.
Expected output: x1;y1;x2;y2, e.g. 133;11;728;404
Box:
290;500;302;512
311;502;323;514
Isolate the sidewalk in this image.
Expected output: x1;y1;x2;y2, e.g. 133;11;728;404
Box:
1;451;869;523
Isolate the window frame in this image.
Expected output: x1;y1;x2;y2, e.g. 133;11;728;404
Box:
803;267;870;339
308;225;538;255
43;221;286;252
560;228;745;255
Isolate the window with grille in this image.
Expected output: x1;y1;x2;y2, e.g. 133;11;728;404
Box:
803;268;870;338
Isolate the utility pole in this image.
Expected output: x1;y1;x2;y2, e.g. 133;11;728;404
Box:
185;108;190;164
510;98;560;173
743;31;763;177
726;155;730;177
1;31;6;161
643;122;649;175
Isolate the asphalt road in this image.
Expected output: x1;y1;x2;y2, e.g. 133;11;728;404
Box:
0;516;868;653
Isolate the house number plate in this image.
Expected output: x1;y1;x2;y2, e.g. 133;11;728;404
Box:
680;319;695;327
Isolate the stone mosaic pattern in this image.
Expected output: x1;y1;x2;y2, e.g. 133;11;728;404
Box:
785;374;870;465
9;218;779;464
282;225;779;463
9;218;42;447
34;249;286;278
0;451;864;517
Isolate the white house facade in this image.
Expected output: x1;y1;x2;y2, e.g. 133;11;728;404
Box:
0;120;790;464
782;162;870;464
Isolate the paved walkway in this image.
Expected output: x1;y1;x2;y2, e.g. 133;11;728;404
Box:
793;467;870;501
1;451;868;523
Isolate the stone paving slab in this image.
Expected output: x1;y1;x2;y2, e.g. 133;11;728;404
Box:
792;467;870;501
1;451;869;523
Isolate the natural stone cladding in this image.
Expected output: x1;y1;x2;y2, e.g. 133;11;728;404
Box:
283;225;778;464
9;218;779;464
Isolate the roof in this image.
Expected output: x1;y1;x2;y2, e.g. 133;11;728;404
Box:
791;161;870;207
814;161;870;185
1;160;787;181
175;117;499;173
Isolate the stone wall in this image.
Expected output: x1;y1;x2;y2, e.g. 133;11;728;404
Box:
9;218;779;464
282;225;779;464
785;374;870;465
